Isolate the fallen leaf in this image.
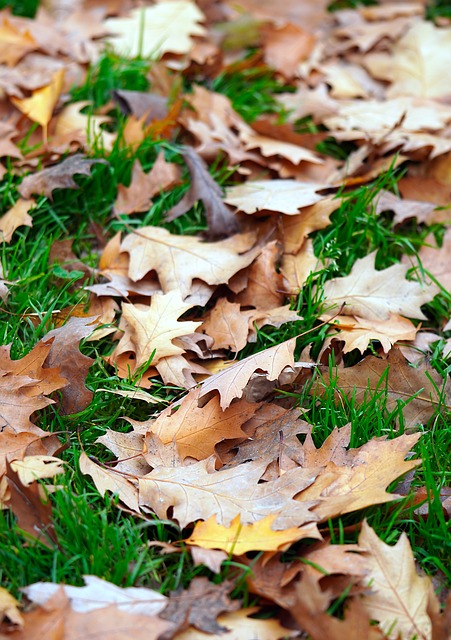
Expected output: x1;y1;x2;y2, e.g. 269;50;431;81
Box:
105;2;206;59
322;251;439;321
410;229;451;292
358;520;432;640
79;451;139;512
224;179;328;214
10;455;65;486
121;227;259;299
23;575;167;616
0;586;23;627
173;607;297;640
126;388;257;461
314;347;451;430
18;155;108;200
186;513;313;554
159;577;239;637
166;146;239;240
11;68;64;132
0;198;35;243
0;14;36;65
44;316;99;414
198;336;298;410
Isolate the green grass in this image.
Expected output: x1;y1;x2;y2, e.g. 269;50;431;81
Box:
1;7;451;632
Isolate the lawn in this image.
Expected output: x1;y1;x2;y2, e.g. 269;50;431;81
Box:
0;0;450;638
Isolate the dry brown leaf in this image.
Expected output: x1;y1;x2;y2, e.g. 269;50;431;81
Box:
126;388;257;461
159;577;239;637
322;251;439;321
18;155;107;199
0;586;23;627
166;146;239;239
104;1;206;59
224;179;328;214
358;520;432;640
173;607;297;640
198;336;298;410
281;197;340;254
0;13;36;65
139;456;319;529
54;101;116;151
201;297;249;352
79;451;139;512
298;429;422;519
315;347;451;429
235;240;285;309
121;226;259;299
110;290;201;369
10;455;65;486
11;67;64;131
263;23;315;78
410;229;451;292
0;198;35;243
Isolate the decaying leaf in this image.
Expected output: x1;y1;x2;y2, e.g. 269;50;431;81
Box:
224;179;328;214
0;198;35;243
18;155;108;199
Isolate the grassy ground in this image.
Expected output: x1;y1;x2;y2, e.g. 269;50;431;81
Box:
0;0;450;617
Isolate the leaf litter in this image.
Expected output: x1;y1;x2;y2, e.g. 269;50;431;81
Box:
0;0;451;638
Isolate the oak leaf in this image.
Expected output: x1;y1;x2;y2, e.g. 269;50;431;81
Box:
110;291;201;369
410;229;451;292
126;388;257;461
186;513;315;555
18;155;108;200
11;68;64;130
224;179;328;214
0;198;35;243
10;455;65;486
104;2;206;59
235;240;285;309
166;146;239;240
139;456;319;529
358;520;432;640
121;227;259;299
201;297;249;352
79;451;139;512
198;336;298;410
315;347;451;429
173;607;297;640
159;577;239;637
0;14;36;65
322;251;439;321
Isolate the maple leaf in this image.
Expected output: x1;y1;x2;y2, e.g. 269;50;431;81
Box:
0;198;35;243
18;155;108;200
186;513;316;555
315;347;451;430
167;146;239;240
138;455;319;529
125;388;257;461
104;2;206;59
322;251;439;321
358;520;432;640
120;227;259;299
224;179;328;214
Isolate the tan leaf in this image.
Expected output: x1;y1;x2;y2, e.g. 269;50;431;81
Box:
322;251;439;321
263;23;316;78
104;2;206;58
201;297;249;352
235;240;285;309
0;198;35;243
224;179;328;214
298;430;422;519
358;520;431;640
79;452;139;512
0;586;23;627
198;336;297;410
126;388;257;461
139;456;319;529
314;347;451;430
54;101;116;151
112;291;200;369
11;68;64;128
321;313;418;354
281;239;324;293
280;197;340;253
121;227;259;299
18;155;107;200
409;229;451;291
0;14;36;65
10;456;65;486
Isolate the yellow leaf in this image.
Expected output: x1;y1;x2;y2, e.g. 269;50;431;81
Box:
0;16;35;65
10;456;65;486
11;68;64;128
0;198;35;243
0;586;23;627
186;514;311;555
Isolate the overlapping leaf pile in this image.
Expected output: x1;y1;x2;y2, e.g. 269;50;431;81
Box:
1;0;451;638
